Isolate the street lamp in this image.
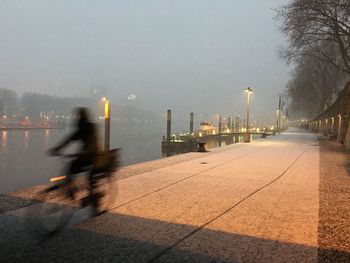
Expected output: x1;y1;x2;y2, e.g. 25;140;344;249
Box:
102;97;111;151
244;87;253;142
276;109;280;134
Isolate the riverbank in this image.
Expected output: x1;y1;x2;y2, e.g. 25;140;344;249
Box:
0;143;232;214
2;130;349;262
0;127;63;131
0;131;350;262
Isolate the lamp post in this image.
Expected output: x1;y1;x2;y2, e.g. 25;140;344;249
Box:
276;109;280;134
102;97;111;151
189;112;194;135
244;87;253;142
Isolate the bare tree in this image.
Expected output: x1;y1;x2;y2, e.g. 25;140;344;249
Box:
286;51;345;118
276;0;350;118
277;0;350;74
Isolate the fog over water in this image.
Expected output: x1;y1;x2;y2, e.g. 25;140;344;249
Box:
0;0;289;123
0;122;164;193
0;1;291;193
0;119;236;193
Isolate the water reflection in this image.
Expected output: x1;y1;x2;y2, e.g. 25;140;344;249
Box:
44;129;50;147
1;131;7;150
161;135;248;157
1;121;166;193
161;136;236;157
24;130;29;147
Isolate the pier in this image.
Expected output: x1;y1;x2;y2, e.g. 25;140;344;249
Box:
161;110;274;155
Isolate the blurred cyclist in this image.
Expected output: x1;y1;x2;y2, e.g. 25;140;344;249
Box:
49;107;100;194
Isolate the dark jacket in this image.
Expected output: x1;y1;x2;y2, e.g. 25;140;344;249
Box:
55;121;99;157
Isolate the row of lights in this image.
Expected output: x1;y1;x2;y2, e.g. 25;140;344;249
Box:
1;115;29;120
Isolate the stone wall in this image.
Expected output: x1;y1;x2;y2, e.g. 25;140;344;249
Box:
310;82;350;150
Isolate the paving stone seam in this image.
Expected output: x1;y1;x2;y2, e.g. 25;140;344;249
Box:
0;143;268;215
108;145;272;215
144;147;312;263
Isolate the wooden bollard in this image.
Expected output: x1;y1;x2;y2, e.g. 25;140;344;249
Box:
227;117;231;132
167;109;171;143
104;98;111;151
197;142;207;152
218;115;222;147
190;112;194;134
235;116;240;143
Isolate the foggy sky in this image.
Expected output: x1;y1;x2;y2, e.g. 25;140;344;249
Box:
0;0;290;124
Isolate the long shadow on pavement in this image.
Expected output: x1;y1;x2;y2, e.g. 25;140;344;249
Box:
1;205;350;263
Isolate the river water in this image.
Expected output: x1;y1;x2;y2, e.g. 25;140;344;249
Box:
0;120;248;194
0;121;164;194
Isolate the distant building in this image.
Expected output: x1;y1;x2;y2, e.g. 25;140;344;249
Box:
0;88;17;116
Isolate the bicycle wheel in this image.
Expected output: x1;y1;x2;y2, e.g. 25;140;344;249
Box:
98;149;120;213
90;171;117;215
25;184;77;239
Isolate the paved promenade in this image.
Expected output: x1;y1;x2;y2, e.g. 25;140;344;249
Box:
0;129;349;262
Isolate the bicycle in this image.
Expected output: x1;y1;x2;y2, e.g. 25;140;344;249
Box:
24;149;120;239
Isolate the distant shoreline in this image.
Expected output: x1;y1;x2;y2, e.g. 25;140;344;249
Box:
0;127;63;131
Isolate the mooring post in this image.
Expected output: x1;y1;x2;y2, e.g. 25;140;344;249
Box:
167;109;172;144
218;115;222;147
227;117;231;133
190;112;194;135
235;116;240;143
104;98;111;151
227;117;233;143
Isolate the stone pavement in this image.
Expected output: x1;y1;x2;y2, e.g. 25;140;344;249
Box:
318;137;350;262
0;129;349;262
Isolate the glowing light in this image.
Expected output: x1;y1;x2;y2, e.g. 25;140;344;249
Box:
2;131;7;148
244;87;253;94
24;131;29;147
103;97;111;118
50;175;66;182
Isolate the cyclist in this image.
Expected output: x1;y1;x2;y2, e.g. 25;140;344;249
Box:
49;107;100;196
